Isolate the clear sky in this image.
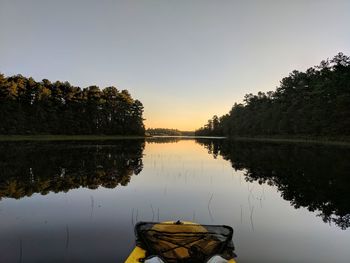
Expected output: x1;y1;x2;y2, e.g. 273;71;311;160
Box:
1;0;350;130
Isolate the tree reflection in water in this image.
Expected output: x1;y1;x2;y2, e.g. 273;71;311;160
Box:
196;139;350;230
0;140;145;200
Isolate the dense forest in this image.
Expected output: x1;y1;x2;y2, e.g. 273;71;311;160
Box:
196;53;350;137
196;139;350;229
0;74;145;135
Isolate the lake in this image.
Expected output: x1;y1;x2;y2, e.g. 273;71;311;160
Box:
0;138;349;262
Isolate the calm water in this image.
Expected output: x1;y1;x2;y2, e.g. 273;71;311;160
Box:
0;138;349;262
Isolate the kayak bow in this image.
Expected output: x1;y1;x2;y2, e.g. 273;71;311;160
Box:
125;221;237;263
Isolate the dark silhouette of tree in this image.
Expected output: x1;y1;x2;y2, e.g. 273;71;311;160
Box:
195;115;225;136
0;74;145;135
196;138;350;229
196;53;350;138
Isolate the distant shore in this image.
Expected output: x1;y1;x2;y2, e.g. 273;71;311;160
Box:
0;135;148;141
230;136;350;146
0;135;349;146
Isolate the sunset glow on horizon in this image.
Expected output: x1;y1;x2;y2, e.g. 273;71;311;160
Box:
1;0;350;130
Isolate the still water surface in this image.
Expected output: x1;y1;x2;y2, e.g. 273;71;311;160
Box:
0;138;349;262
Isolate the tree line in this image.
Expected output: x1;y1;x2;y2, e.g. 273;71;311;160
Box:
147;128;183;136
0;73;145;135
146;128;194;136
196;53;350;137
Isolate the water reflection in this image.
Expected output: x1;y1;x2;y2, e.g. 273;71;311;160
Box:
1;139;349;230
146;136;182;144
0;139;349;262
196;139;350;229
0;140;145;200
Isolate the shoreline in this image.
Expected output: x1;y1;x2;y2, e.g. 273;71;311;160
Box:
0;135;148;141
230;136;350;146
0;134;349;146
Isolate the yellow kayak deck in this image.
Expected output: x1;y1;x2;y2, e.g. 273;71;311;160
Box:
125;221;237;262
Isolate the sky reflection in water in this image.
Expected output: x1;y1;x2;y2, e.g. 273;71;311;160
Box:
0;138;349;262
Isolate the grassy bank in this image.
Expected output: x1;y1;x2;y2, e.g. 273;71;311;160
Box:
0;135;147;141
230;136;350;146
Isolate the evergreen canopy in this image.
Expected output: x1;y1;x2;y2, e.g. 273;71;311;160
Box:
0;74;145;135
196;53;350;137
